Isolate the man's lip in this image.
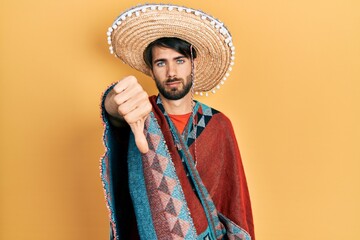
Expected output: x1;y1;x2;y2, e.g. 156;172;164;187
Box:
166;81;181;86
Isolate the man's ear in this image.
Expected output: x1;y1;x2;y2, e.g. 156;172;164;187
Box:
193;58;198;68
192;58;199;74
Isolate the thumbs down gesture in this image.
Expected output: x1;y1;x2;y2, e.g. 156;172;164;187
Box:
104;76;152;153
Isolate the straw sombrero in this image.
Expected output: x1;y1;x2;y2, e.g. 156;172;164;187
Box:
107;3;235;96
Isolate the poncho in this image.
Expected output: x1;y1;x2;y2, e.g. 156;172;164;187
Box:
101;89;255;240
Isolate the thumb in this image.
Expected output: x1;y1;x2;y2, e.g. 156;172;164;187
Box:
129;119;149;154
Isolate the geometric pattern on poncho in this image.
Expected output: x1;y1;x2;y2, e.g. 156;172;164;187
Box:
144;114;197;239
187;104;219;146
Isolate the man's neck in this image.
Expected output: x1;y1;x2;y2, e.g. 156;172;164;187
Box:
159;93;193;115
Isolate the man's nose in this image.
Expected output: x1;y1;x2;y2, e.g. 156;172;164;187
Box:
167;62;176;79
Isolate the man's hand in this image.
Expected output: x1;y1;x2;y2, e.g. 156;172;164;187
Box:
104;76;152;153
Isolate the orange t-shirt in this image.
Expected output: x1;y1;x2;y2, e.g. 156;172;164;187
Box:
168;113;192;134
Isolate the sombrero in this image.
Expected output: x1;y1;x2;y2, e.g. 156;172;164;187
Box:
107;3;235;96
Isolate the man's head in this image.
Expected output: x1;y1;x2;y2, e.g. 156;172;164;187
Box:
143;37;197;100
109;4;235;94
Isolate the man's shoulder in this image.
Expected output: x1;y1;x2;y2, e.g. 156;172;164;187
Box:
197;101;224;115
197;101;232;125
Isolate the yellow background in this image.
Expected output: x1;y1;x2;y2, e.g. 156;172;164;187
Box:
1;0;359;239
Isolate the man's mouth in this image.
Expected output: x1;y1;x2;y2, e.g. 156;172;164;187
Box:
165;78;182;87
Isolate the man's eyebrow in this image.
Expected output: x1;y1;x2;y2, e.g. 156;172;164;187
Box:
153;58;166;64
153;55;186;64
174;56;186;60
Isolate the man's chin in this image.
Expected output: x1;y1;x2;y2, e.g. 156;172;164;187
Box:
165;88;182;96
161;91;186;100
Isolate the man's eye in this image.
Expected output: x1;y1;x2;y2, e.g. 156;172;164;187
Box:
156;62;165;67
177;59;185;64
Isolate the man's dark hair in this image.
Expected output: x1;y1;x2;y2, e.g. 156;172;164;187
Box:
143;37;197;69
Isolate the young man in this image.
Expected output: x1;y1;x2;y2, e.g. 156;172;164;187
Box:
101;4;254;240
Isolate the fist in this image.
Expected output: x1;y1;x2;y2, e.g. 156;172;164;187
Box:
105;76;152;153
112;76;152;124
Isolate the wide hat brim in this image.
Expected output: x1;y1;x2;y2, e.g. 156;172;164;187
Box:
107;4;235;95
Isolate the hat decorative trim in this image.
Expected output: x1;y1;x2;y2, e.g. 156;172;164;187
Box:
107;4;235;96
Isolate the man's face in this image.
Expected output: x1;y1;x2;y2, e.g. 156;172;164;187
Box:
150;46;193;100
